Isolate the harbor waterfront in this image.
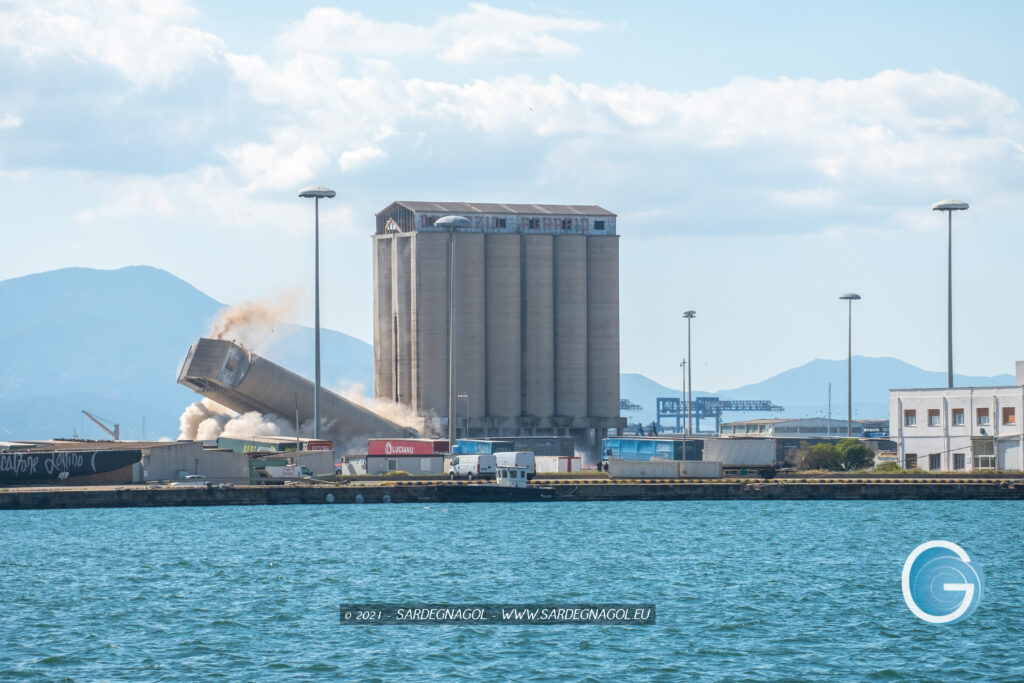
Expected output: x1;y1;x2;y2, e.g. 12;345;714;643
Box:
2;500;1022;680
2;478;1024;509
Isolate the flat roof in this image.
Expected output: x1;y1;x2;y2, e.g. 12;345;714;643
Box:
381;201;615;217
890;385;1023;393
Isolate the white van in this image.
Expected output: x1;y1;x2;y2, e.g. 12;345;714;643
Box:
449;454;497;480
495;451;536;479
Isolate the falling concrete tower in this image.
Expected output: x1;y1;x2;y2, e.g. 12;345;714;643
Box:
372;202;625;453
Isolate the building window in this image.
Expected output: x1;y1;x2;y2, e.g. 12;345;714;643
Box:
496;217;507;229
560;218;572;231
1003;407;1016;425
387;458;397;472
929;454;941;470
977;408;990;425
594;220;605;230
928;409;940;427
904;410;916;427
528;218;540;230
905;453;917;468
952;408;964;426
953;453;965;470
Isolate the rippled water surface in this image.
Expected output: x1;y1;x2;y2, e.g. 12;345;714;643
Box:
2;500;1023;681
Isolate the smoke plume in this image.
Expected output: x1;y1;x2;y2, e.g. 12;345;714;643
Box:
177;398;301;441
208;290;301;352
335;381;438;437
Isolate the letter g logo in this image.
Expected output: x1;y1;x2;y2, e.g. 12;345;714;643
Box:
902;541;983;624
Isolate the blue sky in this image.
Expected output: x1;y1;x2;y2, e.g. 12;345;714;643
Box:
2;1;1023;392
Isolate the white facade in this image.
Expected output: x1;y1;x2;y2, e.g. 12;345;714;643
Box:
890;381;1024;472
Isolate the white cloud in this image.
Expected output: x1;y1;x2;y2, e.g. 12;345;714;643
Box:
339;143;387;173
0;113;22;129
0;0;224;86
72;165;364;236
275;3;603;63
221;58;1024;232
221;129;331;191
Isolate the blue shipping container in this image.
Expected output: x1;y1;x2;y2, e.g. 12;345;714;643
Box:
601;438;696;461
451;439;516;455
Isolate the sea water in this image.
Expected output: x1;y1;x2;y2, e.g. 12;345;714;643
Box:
1;500;1022;681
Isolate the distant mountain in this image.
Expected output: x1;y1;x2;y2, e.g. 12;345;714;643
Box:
0;266;372;440
4;266;1017;441
621;358;1014;426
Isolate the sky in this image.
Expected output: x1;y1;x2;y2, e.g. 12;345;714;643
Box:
2;1;1023;392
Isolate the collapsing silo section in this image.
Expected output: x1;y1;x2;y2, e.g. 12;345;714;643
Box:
178;338;414;444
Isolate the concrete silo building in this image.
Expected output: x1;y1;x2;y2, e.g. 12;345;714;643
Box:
372;201;625;453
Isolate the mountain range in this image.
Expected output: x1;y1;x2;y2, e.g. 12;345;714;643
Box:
0;266;372;440
1;266;1015;439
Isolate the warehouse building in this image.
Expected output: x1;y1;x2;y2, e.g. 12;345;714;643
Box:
890;362;1024;472
720;417;889;438
373;201;625;455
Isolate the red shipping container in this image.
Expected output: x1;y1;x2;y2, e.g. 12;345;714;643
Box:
367;439;449;456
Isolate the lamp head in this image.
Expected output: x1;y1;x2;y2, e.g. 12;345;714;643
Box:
839;293;861;301
682;310;696;319
931;199;968;211
298;186;336;199
435;215;472;229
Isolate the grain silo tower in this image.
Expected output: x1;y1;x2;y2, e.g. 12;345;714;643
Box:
372;202;625;454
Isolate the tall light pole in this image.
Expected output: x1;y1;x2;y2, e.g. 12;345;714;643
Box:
458;393;469;439
436;215;472;451
298;185;336;439
679;360;686;434
932;199;969;388
682;310;696;436
839;293;861;437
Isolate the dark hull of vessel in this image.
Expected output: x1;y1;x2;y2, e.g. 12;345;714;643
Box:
0;449;142;483
436;484;554;503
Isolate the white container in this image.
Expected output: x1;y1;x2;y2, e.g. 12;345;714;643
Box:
702;438;775;467
535;455;582;473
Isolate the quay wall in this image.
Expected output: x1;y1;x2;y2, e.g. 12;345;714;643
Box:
2;480;1024;510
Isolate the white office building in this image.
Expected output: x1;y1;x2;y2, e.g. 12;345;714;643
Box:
889;362;1024;472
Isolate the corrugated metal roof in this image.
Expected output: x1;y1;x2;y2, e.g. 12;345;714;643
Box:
382;201;616;217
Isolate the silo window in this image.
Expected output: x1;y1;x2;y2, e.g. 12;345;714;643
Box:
496;217;507;228
528;218;540;230
560;219;571;231
594;220;605;231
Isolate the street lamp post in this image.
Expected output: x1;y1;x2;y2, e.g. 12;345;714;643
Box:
679;360;686;434
298;185;336;439
932;199;969;388
682;310;696;436
435;215;472;452
457;393;469;439
839;293;861;437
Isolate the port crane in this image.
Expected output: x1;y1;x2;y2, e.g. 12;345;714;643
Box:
81;410;119;441
656;397;784;434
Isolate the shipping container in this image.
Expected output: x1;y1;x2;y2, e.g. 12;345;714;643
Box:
512;436;575;457
701;438;775;467
601;438;701;461
366;454;445;475
451;439;515;455
535;455;583;473
367;439;449;456
606;457;722;479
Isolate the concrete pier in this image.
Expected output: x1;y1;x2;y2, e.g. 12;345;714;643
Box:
2;479;1023;510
